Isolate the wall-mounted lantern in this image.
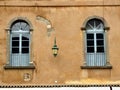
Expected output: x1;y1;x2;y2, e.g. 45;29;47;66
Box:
52;37;59;57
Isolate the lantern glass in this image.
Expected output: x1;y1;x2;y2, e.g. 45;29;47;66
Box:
53;49;58;55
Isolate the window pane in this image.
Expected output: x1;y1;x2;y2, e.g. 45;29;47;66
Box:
96;34;103;39
97;47;104;52
22;36;29;40
87;47;94;53
22;48;29;53
12;41;19;47
88;19;103;27
86;19;104;31
12;48;19;53
12;37;19;40
22;41;29;47
86;24;92;30
95;20;102;26
87;34;94;39
97;40;104;45
87;20;94;26
87;40;94;46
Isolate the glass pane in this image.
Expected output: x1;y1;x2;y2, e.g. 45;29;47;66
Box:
86;19;104;31
22;36;29;40
97;40;104;45
95;19;102;26
12;37;19;40
87;40;94;46
87;47;94;53
97;24;103;29
87;20;94;26
12;41;19;47
87;34;94;39
12;48;19;53
22;48;29;53
86;24;92;30
97;47;104;52
11;21;30;31
22;41;29;47
96;34;104;39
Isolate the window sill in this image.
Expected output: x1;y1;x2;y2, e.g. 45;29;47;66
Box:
81;65;112;69
4;64;35;69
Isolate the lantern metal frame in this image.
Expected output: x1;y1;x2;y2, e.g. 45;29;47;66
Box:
52;37;59;57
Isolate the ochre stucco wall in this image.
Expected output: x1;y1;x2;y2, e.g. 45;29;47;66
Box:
0;0;120;85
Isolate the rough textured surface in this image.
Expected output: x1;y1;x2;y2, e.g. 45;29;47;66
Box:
0;0;120;6
0;0;119;85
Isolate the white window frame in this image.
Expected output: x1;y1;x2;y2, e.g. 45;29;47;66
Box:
85;19;106;66
81;17;112;69
4;18;35;69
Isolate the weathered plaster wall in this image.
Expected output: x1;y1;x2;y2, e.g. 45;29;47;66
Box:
0;0;120;85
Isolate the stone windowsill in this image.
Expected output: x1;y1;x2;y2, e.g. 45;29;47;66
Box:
81;65;112;69
4;64;35;69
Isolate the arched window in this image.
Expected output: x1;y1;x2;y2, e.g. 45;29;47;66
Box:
10;20;30;66
81;17;112;69
86;19;105;66
86;19;104;53
5;18;35;69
